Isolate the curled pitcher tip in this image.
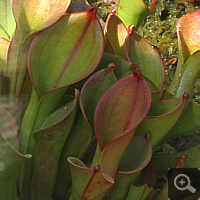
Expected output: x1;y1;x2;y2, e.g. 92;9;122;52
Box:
133;69;142;80
128;25;135;34
106;63;115;71
176;154;188;167
88;6;97;16
182;92;189;100
93;165;100;172
110;9;116;15
144;132;152;143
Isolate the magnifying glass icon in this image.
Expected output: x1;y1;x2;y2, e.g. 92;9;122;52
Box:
174;174;196;193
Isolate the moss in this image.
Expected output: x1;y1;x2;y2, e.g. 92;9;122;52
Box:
88;0;200;100
88;0;118;21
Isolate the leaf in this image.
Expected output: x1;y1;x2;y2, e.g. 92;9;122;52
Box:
118;134;152;172
176;10;200;63
126;184;152;200
116;0;150;30
125;28;165;90
0;36;10;74
11;0;71;34
156;155;187;200
29;8;104;99
165;101;200;139
19;87;67;198
0;0;16;40
153;146;200;174
54;114;93;199
0;106;18;150
154;181;168;200
0;68;8;96
151;88;166;103
104;10;128;58
98;52;135;80
8;0;72;100
135;93;189;147
108;134;152;200
174;50;200;99
93;69;152;177
80;65;117;128
0;106;31;200
170;11;200;94
94;69;151;149
30;91;79;200
68;157;114;200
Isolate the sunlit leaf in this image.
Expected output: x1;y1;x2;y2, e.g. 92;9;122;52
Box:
170;11;200;94
0;0;16;40
29;8;104;99
125;28;165;90
12;0;71;34
174;51;200;99
176;10;200;63
116;0;150;30
0;37;10;74
104;10;128;58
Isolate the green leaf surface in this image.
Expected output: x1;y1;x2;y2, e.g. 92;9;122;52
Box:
135;93;189;147
0;37;10;74
108;134;152;200
54;114;93;199
170;11;200;94
116;0;150;30
151;88;166;103
30;92;79;200
0;106;18;150
19;87;67;199
0;0;16;40
68;157;114;200
107;172;141;200
154;181;168;200
29;8;104;99
11;0;71;34
80;65;117;128
126;29;165;90
126;184;152;200
118;134;152;173
0;107;31;200
154;155;187;200
104;10;128;58
94;69;151;149
174;50;200;99
165;101;200;139
153;146;200;174
94;69;152;177
98;52;135;80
